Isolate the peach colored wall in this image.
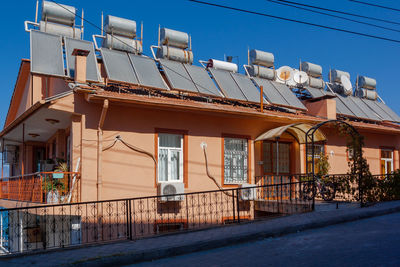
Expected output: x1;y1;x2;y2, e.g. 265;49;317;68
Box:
16;75;32;118
304;99;336;120
72;95;300;201
325;129;400;174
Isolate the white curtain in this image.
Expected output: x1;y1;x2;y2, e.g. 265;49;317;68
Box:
158;134;183;182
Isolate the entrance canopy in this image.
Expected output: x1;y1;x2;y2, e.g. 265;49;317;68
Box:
255;123;326;144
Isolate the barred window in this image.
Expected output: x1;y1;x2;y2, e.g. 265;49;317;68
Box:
224;138;248;184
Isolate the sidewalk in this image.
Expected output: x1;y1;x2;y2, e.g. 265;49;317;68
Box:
2;201;400;267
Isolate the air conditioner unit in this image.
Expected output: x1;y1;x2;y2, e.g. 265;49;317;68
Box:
239;183;257;201
157;182;185;202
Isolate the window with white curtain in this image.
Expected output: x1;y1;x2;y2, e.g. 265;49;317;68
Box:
158;133;183;183
224;138;248;184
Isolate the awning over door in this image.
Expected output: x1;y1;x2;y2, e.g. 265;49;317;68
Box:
255;123;326;144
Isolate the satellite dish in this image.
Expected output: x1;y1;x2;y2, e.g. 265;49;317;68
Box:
293;70;309;85
276;66;294;83
341;75;353;95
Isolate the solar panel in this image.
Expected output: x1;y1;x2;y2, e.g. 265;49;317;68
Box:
271;82;306;110
231;73;263;103
252;78;288;106
362;99;393;121
375;101;400;122
159;59;198;93
350;97;381;121
337;95;368;119
30;30;65;77
128;54;168;90
335;97;355;117
183;64;221;96
64;37;101;82
100;48;139;84
208;68;247;101
304;87;326;98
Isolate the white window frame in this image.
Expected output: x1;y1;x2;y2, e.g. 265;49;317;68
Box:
223;137;248;185
381;149;394;175
157;133;184;183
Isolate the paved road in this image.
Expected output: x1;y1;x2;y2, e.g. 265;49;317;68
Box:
133;212;400;267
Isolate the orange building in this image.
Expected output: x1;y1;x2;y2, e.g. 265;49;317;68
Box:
0;1;399;206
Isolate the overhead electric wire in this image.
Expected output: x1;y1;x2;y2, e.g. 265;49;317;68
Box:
349;0;400;13
189;0;400;44
273;0;400;26
267;0;400;33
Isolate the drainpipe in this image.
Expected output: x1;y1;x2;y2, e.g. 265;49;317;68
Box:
97;99;109;201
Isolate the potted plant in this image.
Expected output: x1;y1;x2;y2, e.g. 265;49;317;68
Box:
43;176;66;204
52;159;68;179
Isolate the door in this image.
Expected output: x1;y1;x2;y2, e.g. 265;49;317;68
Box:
262;141;292;199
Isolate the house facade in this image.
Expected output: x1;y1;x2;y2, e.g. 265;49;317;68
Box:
1;1;400;207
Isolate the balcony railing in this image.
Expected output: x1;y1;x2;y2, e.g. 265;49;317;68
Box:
0;172;80;204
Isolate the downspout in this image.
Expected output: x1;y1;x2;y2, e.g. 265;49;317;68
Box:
97;99;109;201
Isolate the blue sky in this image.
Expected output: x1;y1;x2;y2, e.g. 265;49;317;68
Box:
1;0;400;127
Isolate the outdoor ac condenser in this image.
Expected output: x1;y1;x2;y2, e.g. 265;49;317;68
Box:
157;182;185;202
239;183;257;201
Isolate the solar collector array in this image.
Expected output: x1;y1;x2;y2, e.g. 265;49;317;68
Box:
208;68;247;101
30;30;65;77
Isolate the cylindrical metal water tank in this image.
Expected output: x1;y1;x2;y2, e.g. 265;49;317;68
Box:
104;15;137;38
160;28;189;49
329;69;350;83
301;62;322;78
39;21;82;39
207;59;238;72
249;49;274;68
308;77;324;89
357;76;376;90
102;34;143;54
248;65;275;80
157;46;193;64
42;1;76;26
361;89;378;100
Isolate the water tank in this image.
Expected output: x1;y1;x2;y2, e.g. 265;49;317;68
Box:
249;49;274;68
157;46;193;64
160;28;189;49
42;1;76;26
329;69;350;83
102;34;142;54
247;65;275;80
308;77;324;89
39;21;82;39
105;15;136;38
357;76;376;90
207;59;238;72
301;62;322;78
360;89;378;100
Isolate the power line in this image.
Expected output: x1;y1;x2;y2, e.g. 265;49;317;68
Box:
274;0;400;26
189;0;400;44
267;0;400;33
349;0;400;12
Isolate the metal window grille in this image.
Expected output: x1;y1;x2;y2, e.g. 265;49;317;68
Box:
224;138;248;184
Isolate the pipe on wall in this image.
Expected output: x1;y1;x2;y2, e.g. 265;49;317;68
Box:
97;99;109;201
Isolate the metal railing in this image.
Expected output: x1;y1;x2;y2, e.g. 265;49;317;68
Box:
0;172;81;204
0;177;311;255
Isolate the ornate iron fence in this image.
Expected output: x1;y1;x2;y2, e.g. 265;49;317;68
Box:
0;177;312;255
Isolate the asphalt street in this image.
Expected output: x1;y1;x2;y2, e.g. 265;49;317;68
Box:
133;212;400;267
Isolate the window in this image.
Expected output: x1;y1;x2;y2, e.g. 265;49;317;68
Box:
306;143;325;173
224;137;248;184
158;133;183;182
263;142;290;174
381;149;394;175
